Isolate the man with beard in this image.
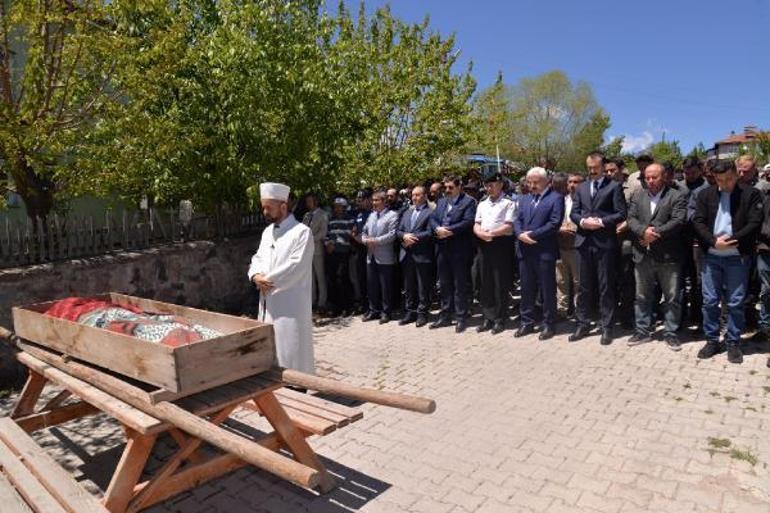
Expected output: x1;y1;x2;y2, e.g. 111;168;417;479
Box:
248;182;315;373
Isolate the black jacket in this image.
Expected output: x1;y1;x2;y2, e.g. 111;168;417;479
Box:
692;184;764;256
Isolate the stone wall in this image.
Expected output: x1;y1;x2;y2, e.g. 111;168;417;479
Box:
0;235;261;387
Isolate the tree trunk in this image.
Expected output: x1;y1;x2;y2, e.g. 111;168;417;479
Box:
13;153;55;222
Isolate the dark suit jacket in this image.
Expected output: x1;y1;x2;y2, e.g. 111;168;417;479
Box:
514;188;564;261
430;193;477;258
570;176;627;250
692;183;764;256
627;186;687;263
397;205;434;263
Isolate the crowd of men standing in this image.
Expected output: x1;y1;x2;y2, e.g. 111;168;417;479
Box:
291;152;770;367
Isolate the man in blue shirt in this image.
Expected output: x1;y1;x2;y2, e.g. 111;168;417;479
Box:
692;160;764;364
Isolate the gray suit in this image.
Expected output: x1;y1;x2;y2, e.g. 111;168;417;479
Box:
362;208;399;315
627;186;687;337
362;209;399;265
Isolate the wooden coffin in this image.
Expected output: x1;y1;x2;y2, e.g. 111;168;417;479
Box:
12;293;275;395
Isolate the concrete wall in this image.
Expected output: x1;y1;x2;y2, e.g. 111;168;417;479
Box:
0;236;261;387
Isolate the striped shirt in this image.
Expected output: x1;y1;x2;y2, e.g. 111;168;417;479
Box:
326;215;355;253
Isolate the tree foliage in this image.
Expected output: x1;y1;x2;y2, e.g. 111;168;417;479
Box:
470;70;610;172
2;0;476;215
0;0;130;219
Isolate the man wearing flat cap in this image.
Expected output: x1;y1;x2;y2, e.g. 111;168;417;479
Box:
473;169;516;334
248;182;315;374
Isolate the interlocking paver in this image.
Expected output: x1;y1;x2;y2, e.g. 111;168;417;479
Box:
1;315;769;512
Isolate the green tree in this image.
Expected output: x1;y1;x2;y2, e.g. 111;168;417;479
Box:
468;71;514;156
687;142;708;161
508;70;608;170
648;139;684;169
0;0;130;219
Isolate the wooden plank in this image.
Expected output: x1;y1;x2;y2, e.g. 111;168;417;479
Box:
15;402;100;433
12;306;181;393
275;389;362;425
0;417;108;513
0;471;34;513
11;371;47;418
103;429;156;513
16;353;164;436
0;432;68;513
240;401;336;436
276;389;364;422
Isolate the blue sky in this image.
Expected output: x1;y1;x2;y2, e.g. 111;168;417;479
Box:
332;0;769;154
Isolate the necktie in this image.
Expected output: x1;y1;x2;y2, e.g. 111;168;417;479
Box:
591;181;597;198
410;208;419;229
532;194;541;207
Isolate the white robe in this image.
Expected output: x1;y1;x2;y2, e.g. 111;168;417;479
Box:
247;215;315;374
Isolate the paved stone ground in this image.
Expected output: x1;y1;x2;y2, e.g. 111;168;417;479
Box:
2;317;770;513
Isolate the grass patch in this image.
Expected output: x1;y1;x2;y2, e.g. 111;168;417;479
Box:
723;396;737;403
763;386;770;394
683;383;692;389
704;409;714;414
745;406;757;412
749;370;757;376
674;397;684;402
708;437;731;449
710;391;721;397
729;448;759;466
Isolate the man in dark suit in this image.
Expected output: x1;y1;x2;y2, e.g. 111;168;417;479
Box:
397;185;434;327
569;151;628;345
514;167;565;340
429;175;477;333
626;163;688;350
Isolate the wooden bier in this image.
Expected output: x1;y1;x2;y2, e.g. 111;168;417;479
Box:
12;293;276;394
15;351;321;491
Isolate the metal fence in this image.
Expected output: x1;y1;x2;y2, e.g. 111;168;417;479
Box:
0;207;264;269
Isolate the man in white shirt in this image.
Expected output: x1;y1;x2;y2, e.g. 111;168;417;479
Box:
473;170;516;334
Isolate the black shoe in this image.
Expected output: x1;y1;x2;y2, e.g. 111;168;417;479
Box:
664;334;682;352
600;328;613;346
538;326;554;340
514;324;535;338
455;320;467;333
697;341;725;359
379;313;391;324
362;312;378;322
415;316;428;328
491;322;505;335
627;332;652;347
568;326;590;342
767;357;770;368
727;345;743;364
429;317;451;330
399;314;417;326
476;320;494;333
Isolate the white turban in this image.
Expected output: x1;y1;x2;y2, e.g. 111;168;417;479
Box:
260;182;290;201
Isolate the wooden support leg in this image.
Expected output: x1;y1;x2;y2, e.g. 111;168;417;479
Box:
42;389;72;411
11;370;47;418
126;405;237;513
103;428;157;513
255;393;336;493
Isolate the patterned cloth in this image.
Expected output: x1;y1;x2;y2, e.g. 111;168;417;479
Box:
44;297;222;347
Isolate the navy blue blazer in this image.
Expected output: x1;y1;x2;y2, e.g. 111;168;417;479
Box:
430;193;477;257
570;176;627;250
514;188;565;261
397;205;434;263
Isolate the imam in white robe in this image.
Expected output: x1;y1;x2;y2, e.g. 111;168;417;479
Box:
247;214;315;374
